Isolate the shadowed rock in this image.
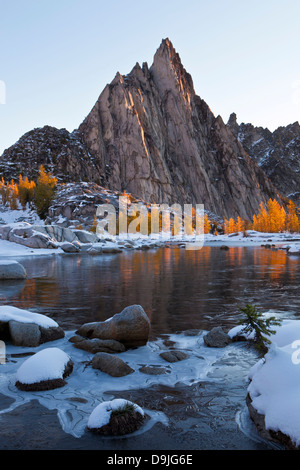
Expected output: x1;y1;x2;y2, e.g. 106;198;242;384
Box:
159;350;189;363
76;305;150;349
92;352;134;377
203;326;232;348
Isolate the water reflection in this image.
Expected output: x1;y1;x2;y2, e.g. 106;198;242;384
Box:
0;247;299;336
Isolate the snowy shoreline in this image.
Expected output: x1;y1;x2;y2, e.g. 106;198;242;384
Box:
0;228;299;258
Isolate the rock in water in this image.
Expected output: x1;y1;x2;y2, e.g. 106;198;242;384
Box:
87;399;144;436
15;348;73;391
0;306;64;347
92;352;134;377
203;326;232;348
0;260;27;280
76;305;150;348
73;337;126;354
159;350;189;363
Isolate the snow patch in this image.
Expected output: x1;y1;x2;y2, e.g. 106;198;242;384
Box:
0;305;58;328
16;347;71;384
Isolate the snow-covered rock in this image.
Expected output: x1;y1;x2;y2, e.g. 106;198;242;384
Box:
0;260;26;279
246;320;300;449
87;399;144;435
0;306;64;346
15;347;73;391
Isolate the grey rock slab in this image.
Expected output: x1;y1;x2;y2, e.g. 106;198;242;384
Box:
92;352;134;377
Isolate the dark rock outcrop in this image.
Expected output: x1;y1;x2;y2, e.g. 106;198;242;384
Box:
227;113;300;203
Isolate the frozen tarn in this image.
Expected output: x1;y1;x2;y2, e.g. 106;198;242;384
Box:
0;330;248;439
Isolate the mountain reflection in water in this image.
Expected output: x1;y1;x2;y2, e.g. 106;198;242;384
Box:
1;246;299;336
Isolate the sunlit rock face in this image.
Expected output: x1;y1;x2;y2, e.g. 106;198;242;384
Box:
227;113;300;203
0;39;282;219
78;38;280;219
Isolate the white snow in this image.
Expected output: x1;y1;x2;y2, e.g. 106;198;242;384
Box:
230;320;300;447
16;347;71;384
87;398;144;430
0;305;58;328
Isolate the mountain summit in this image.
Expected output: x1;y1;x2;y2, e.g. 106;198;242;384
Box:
0;39;285;220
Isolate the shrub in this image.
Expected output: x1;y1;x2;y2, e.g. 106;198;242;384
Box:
238;304;282;354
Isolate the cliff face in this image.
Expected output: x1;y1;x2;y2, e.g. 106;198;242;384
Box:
77;39;280;220
0;39;283;220
227;113;300;203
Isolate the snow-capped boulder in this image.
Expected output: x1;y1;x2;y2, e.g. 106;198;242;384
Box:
0;306;64;346
92;352;134;377
87;399;144;435
15;347;73;391
76;305;151;349
8;226;57;249
0;260;27;280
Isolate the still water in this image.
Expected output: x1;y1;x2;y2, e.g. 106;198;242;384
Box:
1;245;299;335
0;245;299;450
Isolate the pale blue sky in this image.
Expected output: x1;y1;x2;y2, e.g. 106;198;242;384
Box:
0;0;299;155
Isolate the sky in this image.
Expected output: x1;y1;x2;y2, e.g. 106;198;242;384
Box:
0;0;299;155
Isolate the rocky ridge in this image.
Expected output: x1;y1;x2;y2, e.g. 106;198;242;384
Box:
0;39;285;222
227;113;300;203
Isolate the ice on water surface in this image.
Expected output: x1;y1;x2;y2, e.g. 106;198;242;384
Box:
0;330;252;438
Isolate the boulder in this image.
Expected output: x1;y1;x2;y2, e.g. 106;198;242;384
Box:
8;227;55;249
159;350;189;363
0;260;27;280
87;399;144;436
73;337;126;354
87;245;103;255
15;347;73;391
203;326;232;348
60;242;80;253
101;246;122;254
139;365;168;375
33;225;77;243
0;306;65;346
92;352;134;377
76;305;150;349
73;230;98;244
9;321;41;347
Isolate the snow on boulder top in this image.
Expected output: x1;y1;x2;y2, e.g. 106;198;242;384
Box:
0;260;26;279
247;320;300;448
87;399;144;430
16;347;71;385
0;305;58;328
